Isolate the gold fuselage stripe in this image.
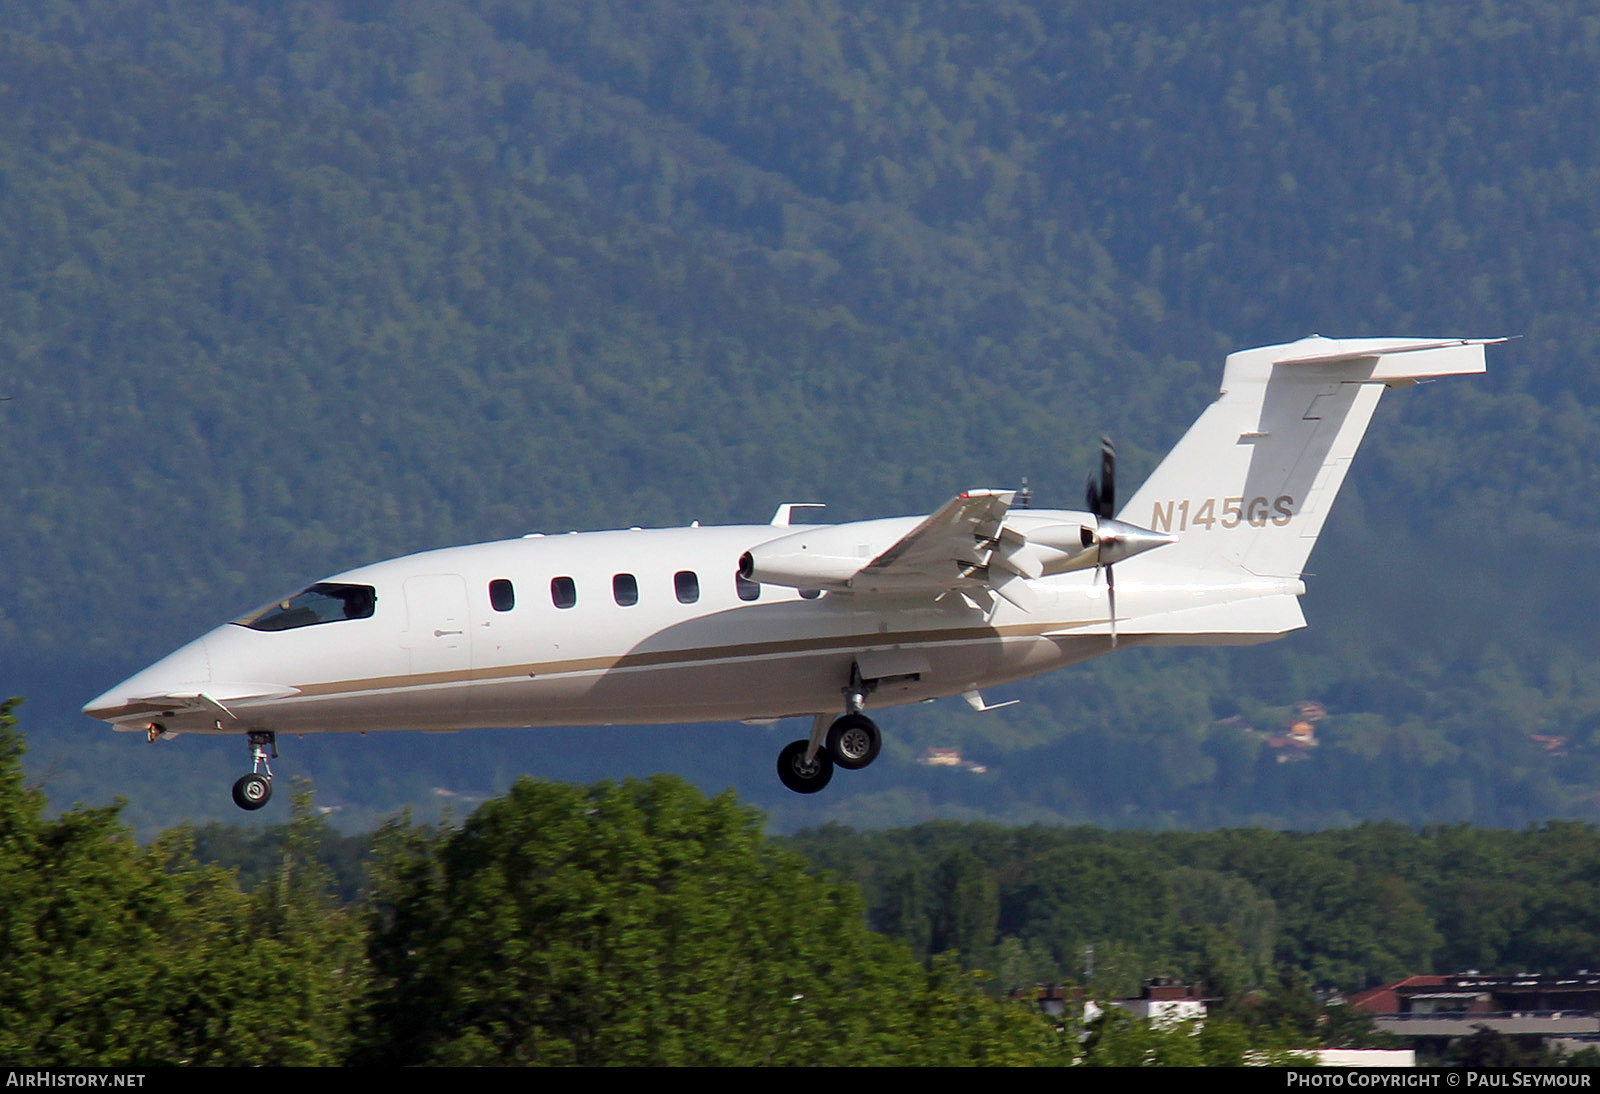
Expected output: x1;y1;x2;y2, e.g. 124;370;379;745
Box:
92;621;1083;719
295;620;1070;697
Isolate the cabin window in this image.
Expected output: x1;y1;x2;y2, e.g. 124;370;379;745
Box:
489;579;515;612
799;588;822;600
735;572;761;601
613;573;639;607
551;576;577;609
674;570;700;604
235;583;377;632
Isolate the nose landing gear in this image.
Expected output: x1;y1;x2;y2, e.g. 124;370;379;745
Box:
231;731;277;811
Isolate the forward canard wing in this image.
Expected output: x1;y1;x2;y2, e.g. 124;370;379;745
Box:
87;683;302;730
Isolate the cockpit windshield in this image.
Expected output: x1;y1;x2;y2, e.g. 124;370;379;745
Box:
234;583;377;632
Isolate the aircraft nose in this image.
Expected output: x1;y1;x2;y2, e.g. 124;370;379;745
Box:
82;636;212;721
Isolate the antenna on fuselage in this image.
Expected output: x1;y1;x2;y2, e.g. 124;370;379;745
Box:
1016;477;1032;509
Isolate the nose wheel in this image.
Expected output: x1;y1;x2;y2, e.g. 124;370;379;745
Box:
232;772;272;810
231;731;277;811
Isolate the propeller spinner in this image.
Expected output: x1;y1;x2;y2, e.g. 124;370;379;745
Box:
1079;438;1174;645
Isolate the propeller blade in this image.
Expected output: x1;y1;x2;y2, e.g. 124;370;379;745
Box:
1083;437;1121;643
1083;437;1116;520
1097;437;1115;519
1107;564;1117;648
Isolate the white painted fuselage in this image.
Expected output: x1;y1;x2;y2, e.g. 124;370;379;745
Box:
88;516;1205;739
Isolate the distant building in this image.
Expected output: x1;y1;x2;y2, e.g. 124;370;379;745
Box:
1215;700;1327;763
1350;973;1600;1049
1016;981;1416;1065
1114;978;1208;1027
1266;700;1324;761
1312;1049;1417;1067
1529;733;1569;756
1294;700;1328;722
915;747;987;774
1017;978;1207;1029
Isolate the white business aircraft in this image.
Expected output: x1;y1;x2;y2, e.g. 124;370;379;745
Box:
85;335;1495;810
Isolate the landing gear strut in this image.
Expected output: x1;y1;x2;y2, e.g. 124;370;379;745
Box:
231;731;276;811
775;663;883;794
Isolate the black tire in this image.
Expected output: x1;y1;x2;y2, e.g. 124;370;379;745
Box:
826;713;882;770
232;773;273;811
776;739;834;794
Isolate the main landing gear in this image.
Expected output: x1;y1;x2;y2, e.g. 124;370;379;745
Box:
231;730;277;811
776;664;884;795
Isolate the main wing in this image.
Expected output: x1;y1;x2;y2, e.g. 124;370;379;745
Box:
742;489;1060;609
849;489;1013;594
740;488;1167;607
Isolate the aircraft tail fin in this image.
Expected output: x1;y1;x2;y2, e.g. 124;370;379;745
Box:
1120;336;1494;583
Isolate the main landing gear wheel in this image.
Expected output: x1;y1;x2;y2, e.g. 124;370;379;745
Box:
826;713;882;770
777;739;834;794
232;773;272;811
232;729;278;811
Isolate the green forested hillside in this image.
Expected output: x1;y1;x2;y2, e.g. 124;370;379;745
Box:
786;815;1600;997
4;1;1599;830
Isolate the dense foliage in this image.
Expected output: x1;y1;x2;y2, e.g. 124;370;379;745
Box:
0;700;363;1065
4;2;1599;830
788;817;1600;996
356;775;1063;1065
0;700;1064;1066
17;691;1600;1067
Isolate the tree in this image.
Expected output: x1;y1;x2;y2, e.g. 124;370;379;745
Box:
999;843;1177;992
927;846;998;968
0;699;361;1065
1082;1008;1314;1067
1445;1025;1562;1068
357;774;1063;1065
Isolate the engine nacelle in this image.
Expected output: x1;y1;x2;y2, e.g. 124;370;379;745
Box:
998;514;1174;575
739;545;864;588
995;517;1097;577
739;518;915;589
739;510;1174;591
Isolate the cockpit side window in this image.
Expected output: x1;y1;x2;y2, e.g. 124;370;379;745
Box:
235;583;377;632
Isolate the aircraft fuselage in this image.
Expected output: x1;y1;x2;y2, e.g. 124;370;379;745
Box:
86;517;1171;738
